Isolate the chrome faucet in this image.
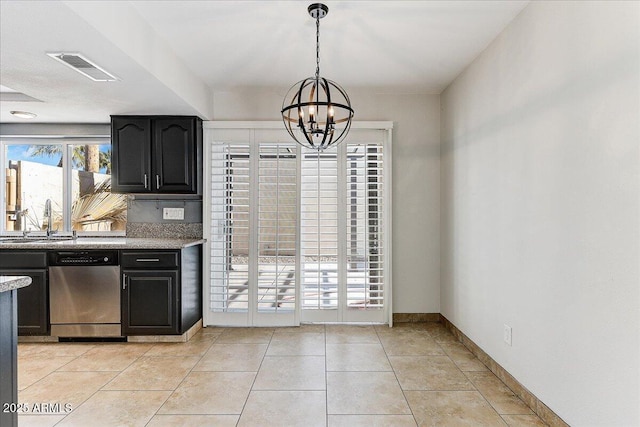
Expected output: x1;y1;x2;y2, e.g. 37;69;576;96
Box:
15;208;29;237
44;199;57;237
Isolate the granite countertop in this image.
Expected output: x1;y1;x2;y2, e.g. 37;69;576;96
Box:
0;237;206;250
0;276;32;293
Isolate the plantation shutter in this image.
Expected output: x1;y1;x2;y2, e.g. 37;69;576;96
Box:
346;142;384;310
210;143;250;313
300;147;339;311
204;122;392;326
257;143;298;312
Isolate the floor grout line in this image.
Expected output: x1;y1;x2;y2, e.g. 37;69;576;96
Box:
17;323;549;427
234;328;274;425
140;334;218;427
374;324;419;427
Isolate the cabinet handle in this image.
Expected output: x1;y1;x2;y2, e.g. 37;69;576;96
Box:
136;258;160;262
156;175;160;189
122;273;127;290
144;174;148;189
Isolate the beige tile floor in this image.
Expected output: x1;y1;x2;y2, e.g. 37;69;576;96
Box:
16;323;548;427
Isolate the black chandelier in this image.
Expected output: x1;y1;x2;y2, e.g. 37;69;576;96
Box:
281;3;354;151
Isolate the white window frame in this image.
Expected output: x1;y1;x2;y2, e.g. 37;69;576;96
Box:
202;121;393;326
0;137;122;235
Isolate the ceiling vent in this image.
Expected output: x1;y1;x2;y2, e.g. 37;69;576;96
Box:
46;53;118;82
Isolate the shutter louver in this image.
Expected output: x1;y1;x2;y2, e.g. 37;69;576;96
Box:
210;143;250;312
301;147;339;310
257;144;297;312
346;143;384;310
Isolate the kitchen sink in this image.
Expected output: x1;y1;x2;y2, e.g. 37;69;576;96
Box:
0;237;129;245
0;236;75;244
0;238;43;244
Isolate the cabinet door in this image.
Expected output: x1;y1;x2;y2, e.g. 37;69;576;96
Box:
112;116;152;192
153;118;196;193
0;289;18;427
0;269;48;335
122;270;179;335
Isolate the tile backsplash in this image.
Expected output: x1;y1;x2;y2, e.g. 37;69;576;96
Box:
125;196;203;239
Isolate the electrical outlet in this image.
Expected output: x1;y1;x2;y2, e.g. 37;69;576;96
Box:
162;207;184;220
503;324;512;346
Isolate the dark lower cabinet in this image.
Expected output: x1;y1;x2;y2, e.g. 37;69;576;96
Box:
0;288;19;427
122;270;179;335
0;252;49;336
121;246;201;335
0;247;202;338
11;270;47;335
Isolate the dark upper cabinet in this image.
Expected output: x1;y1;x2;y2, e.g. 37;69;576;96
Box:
111;115;202;194
111;117;151;192
154;118;196;192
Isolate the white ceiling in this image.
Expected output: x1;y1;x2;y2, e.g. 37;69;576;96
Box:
0;0;528;124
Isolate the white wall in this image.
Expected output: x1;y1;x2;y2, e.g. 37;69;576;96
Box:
440;2;639;426
213;90;441;314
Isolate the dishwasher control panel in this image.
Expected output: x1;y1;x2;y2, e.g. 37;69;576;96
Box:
48;251;119;266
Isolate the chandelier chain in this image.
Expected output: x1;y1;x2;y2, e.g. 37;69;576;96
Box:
315;15;320;79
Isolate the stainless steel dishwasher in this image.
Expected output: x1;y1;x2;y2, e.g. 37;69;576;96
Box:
48;251;121;337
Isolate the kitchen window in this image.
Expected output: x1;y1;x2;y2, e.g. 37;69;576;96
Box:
0;139;126;234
